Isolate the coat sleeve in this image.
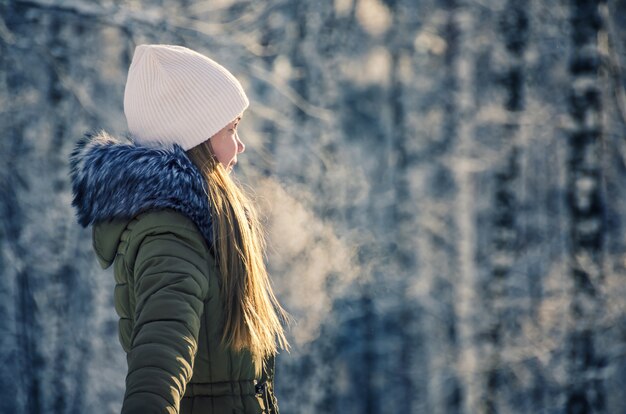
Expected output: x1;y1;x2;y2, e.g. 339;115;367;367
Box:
121;225;210;414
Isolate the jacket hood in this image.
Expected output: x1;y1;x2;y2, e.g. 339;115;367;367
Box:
69;131;214;263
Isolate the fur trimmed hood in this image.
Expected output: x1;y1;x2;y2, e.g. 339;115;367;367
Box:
69;131;213;245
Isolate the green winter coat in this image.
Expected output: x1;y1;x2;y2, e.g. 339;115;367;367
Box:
94;210;276;414
70;132;280;414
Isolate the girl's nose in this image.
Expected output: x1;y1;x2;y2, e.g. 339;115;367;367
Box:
236;133;245;154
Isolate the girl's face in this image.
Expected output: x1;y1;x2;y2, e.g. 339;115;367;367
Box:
209;116;245;172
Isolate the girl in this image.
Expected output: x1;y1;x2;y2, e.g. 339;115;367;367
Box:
70;44;288;414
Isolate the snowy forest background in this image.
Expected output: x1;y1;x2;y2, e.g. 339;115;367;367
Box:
1;0;626;413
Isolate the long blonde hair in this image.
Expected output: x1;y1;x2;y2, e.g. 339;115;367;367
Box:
186;140;289;376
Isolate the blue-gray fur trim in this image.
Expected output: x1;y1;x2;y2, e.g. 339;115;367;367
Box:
69;130;213;245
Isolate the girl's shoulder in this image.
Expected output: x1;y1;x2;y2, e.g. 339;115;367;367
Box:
131;208;200;234
93;208;211;270
124;209;209;254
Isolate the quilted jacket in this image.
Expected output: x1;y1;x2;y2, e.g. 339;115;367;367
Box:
70;131;279;414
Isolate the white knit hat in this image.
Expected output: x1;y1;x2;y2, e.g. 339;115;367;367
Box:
123;44;249;150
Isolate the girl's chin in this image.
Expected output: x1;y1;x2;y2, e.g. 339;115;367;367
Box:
220;161;236;171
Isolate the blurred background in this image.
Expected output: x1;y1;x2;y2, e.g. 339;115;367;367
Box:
1;0;626;413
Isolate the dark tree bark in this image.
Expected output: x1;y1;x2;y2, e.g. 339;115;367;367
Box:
483;1;528;413
565;1;607;413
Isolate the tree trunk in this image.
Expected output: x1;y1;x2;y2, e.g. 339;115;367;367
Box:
565;1;607;412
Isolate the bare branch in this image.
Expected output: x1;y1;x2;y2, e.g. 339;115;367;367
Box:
247;63;334;122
